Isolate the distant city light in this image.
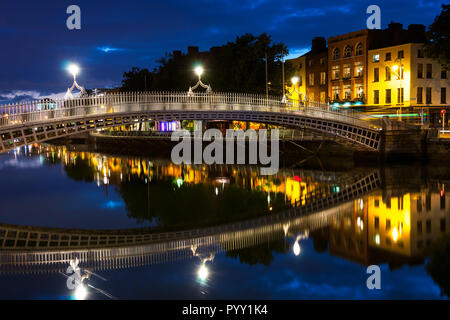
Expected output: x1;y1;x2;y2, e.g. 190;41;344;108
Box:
291;76;299;85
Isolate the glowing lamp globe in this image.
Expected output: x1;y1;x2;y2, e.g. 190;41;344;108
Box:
194;66;204;77
291;77;299;85
68;64;80;77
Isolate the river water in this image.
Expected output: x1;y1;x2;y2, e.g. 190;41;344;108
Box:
0;144;448;299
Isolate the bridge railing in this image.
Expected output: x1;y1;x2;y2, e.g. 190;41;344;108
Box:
0;92;379;129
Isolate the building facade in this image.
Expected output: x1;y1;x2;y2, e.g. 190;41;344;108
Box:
327;29;370;106
304;37;328;103
368;43;449;125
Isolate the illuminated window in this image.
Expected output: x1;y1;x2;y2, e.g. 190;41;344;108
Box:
320;91;326;103
354;61;363;77
356;83;364;98
320;72;326;85
343;64;351;79
344;84;351;99
332;65;340;80
332;86;341;100
373;54;380;62
309;73;314;86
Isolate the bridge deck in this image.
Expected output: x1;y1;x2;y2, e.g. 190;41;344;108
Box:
0;92;381;152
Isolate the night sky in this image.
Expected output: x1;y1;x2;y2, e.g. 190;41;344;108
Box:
0;0;446;102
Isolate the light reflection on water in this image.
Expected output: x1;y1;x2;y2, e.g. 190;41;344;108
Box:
0;144;449;300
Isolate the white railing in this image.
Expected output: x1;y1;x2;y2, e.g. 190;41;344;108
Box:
0;92;379;130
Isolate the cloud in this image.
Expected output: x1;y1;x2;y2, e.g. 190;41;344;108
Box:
0;90;74;105
96;46;128;53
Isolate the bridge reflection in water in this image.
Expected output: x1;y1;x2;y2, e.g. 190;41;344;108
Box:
0;170;381;274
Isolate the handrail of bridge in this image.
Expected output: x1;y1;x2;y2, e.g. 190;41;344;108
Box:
0;92;380;130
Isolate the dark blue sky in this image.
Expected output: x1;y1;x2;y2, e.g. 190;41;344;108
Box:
0;0;446;101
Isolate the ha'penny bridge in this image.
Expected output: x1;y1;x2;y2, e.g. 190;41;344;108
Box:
0;171;380;274
0;92;386;152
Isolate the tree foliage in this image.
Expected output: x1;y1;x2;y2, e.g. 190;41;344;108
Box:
424;4;450;70
121;33;291;95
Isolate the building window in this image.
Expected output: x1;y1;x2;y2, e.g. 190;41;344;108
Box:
426;64;432;78
344;46;352;58
373;54;380;62
308;60;313;67
441;219;446;232
374;90;379;104
417;221;422;234
418;63;423;78
385;66;391;81
386;89;392;104
398;50;404;59
426;87;432;104
442;70;447;79
320;58;325;65
332;86;341;100
320;91;326;103
356;83;364;98
417;197;422;212
344;84;351;100
426;220;431;233
320;72;326;85
343;64;351;79
374;199;380;207
332;65;340;80
356;43;363;56
374;68;379;82
417;87;423;104
418;49;424;58
397;88;404;104
374;217;380;229
354;62;363;77
385;52;391;61
308;73;314;86
426;194;431;211
386;219;391;230
442;88;447;104
333;48;340;60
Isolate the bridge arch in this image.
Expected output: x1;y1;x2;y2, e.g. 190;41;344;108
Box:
0;92;381;153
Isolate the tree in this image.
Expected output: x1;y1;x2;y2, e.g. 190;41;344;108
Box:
120;33;291;95
121;67;153;92
424;5;450;70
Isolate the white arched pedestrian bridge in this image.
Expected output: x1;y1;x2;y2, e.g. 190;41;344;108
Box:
0;92;382;153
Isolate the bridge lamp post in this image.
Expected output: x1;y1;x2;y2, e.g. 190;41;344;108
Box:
188;65;212;96
65;63;87;99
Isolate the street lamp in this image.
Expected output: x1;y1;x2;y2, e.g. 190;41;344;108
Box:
65;63;87;99
188;65;212;96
